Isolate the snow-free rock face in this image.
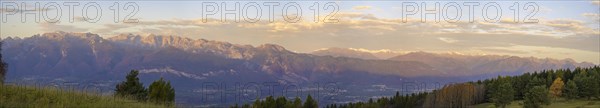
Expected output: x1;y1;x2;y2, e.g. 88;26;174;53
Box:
311;47;406;60
388;51;595;76
312;47;380;60
3;32;441;83
3;32;595;82
109;34;257;60
311;47;594;76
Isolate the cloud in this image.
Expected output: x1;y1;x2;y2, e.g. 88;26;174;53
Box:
347;48;399;53
353;6;372;10
93;24;133;34
477;47;529;54
32;10;597;63
39;22;87;33
438;37;458;43
101;13;598;52
582;13;600;22
334;12;378;20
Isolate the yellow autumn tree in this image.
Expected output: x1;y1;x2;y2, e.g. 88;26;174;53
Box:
549;77;564;100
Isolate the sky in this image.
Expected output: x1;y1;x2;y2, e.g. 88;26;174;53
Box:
1;0;599;64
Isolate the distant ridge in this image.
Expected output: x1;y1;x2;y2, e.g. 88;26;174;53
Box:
3;32;593;81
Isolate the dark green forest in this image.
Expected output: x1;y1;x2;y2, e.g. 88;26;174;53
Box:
227;95;318;108
232;66;600;108
328;66;600;108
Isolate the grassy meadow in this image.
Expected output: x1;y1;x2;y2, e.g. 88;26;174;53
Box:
471;99;600;108
0;84;169;108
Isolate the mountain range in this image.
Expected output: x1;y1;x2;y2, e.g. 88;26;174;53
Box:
312;47;403;60
312;48;595;76
1;31;595;106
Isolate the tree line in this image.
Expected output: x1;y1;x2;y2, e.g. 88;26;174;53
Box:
323;66;600;108
326;92;429;108
482;66;600;108
228;95;319;108
114;70;176;105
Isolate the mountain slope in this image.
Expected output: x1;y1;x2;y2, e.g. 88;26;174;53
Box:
2;32;440;83
311;47;594;77
4;32;594;80
311;48;404;59
388;51;595;76
312;47;380;60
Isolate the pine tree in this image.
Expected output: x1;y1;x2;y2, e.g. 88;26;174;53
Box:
242;104;251;108
253;98;262;108
264;96;276;108
548;77;564;100
303;95;318;108
491;79;514;108
589;68;600;99
514;73;531;99
546;72;554;87
574;71;599;99
392;91;401;107
276;96;287;108
293;97;302;108
523;86;550;108
0;42;7;85
527;77;545;88
563;80;578;100
115;70;148;101
148;77;175;105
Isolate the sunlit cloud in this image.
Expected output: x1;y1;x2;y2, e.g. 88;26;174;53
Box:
582;13;600;22
39;22;87;33
352;6;372;10
438;37;458;43
3;1;598;64
592;1;600;5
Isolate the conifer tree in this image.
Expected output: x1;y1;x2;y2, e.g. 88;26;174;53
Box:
148;77;175;104
523;86;550;108
563;80;579;100
115;70;148;101
275;96;287;108
574;71;599;99
303;95;318;108
491;79;514;108
293;97;303;108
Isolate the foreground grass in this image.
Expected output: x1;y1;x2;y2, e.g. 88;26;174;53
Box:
471;99;600;108
0;85;168;108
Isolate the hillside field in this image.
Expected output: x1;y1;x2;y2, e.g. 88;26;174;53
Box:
0;85;168;108
471;99;600;108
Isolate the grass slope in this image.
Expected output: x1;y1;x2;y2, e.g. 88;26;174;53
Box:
0;85;167;108
471;99;600;108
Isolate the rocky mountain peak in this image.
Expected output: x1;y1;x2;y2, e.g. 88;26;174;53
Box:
42;31;101;41
258;44;288;52
311;47;379;60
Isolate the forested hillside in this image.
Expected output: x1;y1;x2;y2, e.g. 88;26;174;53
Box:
321;66;600;108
